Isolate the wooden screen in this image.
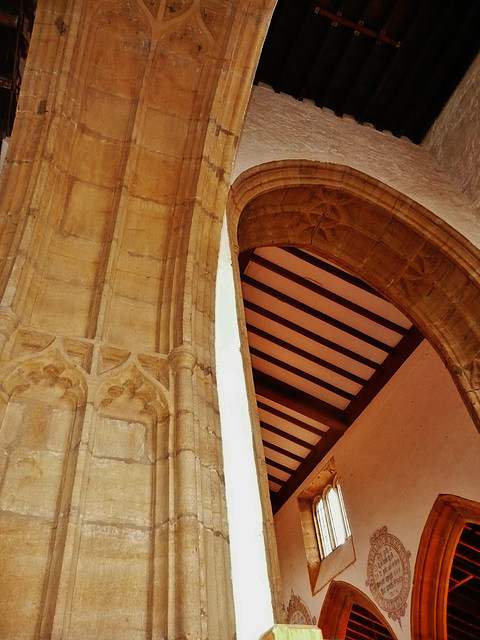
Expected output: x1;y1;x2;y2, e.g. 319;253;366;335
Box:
345;603;395;640
447;522;480;640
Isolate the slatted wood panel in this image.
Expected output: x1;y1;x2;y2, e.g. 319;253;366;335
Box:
447;522;480;640
240;246;423;510
345;603;395;640
255;0;480;143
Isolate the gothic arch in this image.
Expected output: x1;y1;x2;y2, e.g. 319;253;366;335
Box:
411;494;480;640
319;580;398;639
227;160;480;433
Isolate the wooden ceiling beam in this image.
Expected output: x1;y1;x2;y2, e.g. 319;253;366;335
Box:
283;247;381;298
239;248;255;275
446;620;480;640
458;529;480;552
314;7;401;47
447;596;480;624
381;2;459;139
271;423;343;512
301;12;350;104
265;457;296;475
267;473;285;487
345;325;423;425
399;2;480;141
257;399;326;438
448;604;480;624
274;1;330;98
449;575;473;593
244;298;380;370
452;556;480;580
455;549;480;570
339;36;396;120
251;252;408;336
247;322;367;386
260;419;315;451
316;22;377;116
243;274;393;354
254;369;348;433
253;0;310;91
262;438;304;463
359;0;435;131
250;345;356;401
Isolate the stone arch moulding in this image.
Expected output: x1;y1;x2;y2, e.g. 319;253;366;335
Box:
227;160;480;434
319;580;398;639
411;494;480;640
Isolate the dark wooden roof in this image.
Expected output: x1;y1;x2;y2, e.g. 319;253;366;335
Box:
255;0;480;143
2;0;479;145
0;0;36;142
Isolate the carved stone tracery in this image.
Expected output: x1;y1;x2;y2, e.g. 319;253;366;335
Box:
97;362;168;425
2;348;87;409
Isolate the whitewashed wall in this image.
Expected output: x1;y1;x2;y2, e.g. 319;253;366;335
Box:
234;85;480;246
425;52;480;212
274;340;480;639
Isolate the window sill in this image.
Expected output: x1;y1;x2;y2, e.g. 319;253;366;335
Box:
313;536;355;594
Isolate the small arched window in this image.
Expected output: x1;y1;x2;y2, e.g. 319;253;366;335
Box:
298;459;355;592
313;478;351;559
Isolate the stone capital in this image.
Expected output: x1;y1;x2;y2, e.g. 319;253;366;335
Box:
169;343;197;373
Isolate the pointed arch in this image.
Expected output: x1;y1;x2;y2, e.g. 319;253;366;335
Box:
319;580;398;639
411;494;480;640
227;160;480;433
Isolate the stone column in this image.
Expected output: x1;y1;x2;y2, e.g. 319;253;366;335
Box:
0;0;276;637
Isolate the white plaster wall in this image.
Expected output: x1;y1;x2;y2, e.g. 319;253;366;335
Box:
215;221;275;640
274;339;480;639
234;85;480;247
425;52;480;212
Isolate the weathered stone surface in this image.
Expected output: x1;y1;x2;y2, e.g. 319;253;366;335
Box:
1;0;477;637
0;0;274;636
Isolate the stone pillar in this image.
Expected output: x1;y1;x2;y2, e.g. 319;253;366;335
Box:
0;0;276;637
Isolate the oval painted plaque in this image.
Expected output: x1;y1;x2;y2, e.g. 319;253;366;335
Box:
366;526;411;623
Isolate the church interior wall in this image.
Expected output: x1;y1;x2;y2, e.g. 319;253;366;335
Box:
235;84;480;247
229;79;480;632
425;52;480;212
0;0;478;636
273;338;480;639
